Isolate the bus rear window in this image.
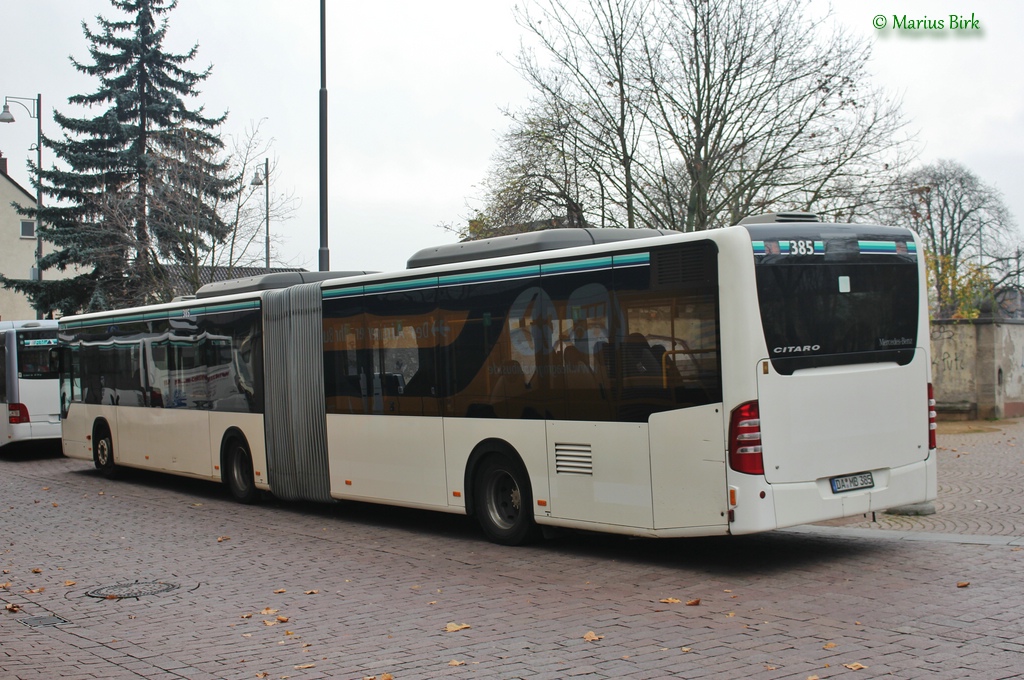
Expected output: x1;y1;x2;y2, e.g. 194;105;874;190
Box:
17;331;59;379
755;259;919;375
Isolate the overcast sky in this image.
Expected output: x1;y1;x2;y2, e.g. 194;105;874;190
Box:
2;1;1022;274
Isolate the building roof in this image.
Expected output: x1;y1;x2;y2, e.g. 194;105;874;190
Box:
0;153;37;205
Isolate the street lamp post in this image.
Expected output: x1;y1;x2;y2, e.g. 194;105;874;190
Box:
251;158;270;273
319;0;330;271
0;93;44;319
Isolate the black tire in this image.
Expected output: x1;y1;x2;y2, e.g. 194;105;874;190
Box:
93;428;120;479
474;453;540;546
225;439;259;504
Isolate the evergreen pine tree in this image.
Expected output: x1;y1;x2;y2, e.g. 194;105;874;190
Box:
2;0;238;314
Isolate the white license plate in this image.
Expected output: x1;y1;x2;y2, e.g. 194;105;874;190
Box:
830;472;874;494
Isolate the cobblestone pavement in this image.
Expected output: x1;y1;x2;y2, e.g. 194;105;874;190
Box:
2;429;1023;680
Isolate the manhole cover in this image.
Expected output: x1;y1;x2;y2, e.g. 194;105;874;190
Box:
20;615;69;627
86;581;179;600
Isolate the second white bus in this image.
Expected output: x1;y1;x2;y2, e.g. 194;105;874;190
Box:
1;320;61;450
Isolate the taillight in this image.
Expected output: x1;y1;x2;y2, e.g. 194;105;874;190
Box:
8;403;30;424
928;382;937;449
729;400;764;475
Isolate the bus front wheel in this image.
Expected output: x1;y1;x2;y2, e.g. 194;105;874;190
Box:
225;439;259;504
474;453;540;546
93;429;119;479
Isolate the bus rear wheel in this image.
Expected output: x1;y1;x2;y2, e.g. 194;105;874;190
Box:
474;453;539;546
225;439;259;504
93;429;119;479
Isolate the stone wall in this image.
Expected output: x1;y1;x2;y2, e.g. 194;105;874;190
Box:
931;318;1024;420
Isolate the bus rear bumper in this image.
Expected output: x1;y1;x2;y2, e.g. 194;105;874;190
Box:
731;455;936;535
4;420;61;446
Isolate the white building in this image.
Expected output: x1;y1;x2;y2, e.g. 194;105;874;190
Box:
0;152;41;321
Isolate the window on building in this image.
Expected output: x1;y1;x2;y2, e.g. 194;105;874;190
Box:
20;221;35;239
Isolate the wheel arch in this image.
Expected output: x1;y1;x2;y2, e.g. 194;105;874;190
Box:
219;427;250;484
92;418;113;452
463;437;529;518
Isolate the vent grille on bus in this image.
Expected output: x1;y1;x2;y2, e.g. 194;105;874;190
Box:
651;243;716;290
737;212;820;224
555;443;594;475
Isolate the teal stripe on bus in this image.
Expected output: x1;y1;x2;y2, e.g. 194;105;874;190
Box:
323;286;363;299
59;299;260;330
859;240;918;255
363;277;438;295
438;265;540;287
540;257;613;275
613;252;650;267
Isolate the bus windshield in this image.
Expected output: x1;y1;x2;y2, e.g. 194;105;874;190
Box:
749;227;920;375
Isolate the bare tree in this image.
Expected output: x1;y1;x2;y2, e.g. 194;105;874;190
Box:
200;120;299;285
510;0;652;231
472;0;912;236
895;159;1019;318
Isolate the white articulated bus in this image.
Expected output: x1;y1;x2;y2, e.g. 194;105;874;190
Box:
58;214;936;544
1;320;61;450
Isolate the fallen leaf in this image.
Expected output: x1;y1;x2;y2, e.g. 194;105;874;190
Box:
681;647;692;653
660;597;682;604
765;665;777;670
808;676;820;680
242;633;252;638
843;663;867;671
957;581;970;588
382;674;394;680
256;674;268;679
273;589;286;594
276;615;289;623
428;601;437;605
686;598;701;606
0;582;11;589
25;587;45;594
52;503;59;508
823;642;837;650
449;660;466;666
31;568;42;574
727;612;735;617
304;590;319;595
261;608;278;615
583;631;604;642
42;487;49;491
64;580;77;587
263;620;279;626
444;622;471;632
241;613;253;619
293;664;315;670
217;536;231;543
4;603;21;613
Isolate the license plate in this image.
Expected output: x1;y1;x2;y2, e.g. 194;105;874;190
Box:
830;471;874;494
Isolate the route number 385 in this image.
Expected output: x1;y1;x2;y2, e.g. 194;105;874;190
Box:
789;240;815;255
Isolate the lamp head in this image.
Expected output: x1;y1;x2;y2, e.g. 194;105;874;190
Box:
0;104;15;124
